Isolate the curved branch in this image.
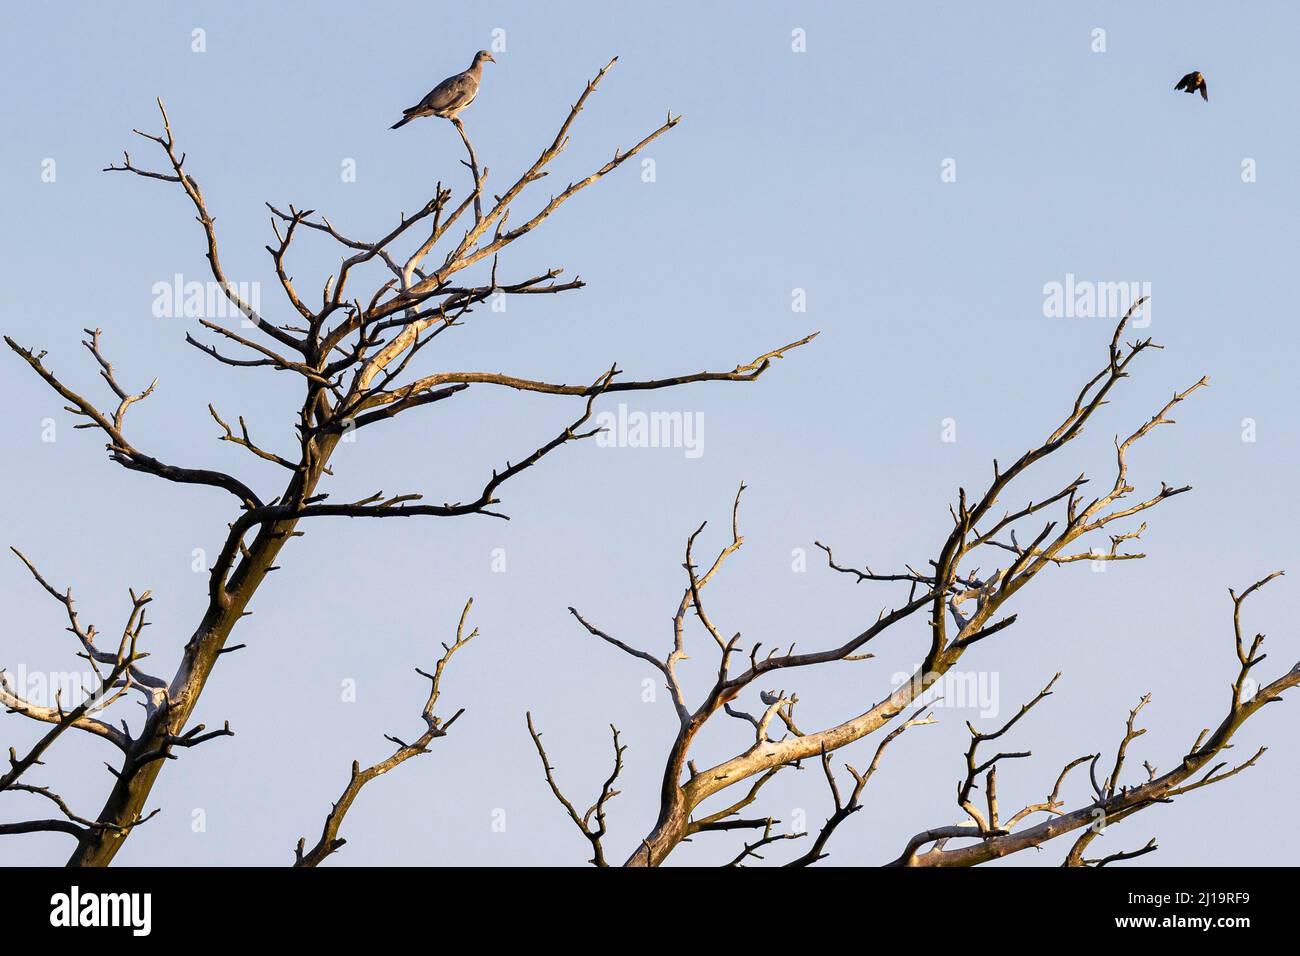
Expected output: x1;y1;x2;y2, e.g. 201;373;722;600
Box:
294;599;478;867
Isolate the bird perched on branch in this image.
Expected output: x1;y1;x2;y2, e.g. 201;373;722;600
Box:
391;50;496;129
1174;71;1208;101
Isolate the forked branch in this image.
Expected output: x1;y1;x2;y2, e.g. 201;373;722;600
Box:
294;600;479;867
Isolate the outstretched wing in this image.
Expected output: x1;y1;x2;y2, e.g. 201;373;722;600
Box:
1174;72;1195;92
1199;79;1208;101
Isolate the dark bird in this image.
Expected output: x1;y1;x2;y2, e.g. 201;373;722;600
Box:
391;51;496;129
1174;71;1208;101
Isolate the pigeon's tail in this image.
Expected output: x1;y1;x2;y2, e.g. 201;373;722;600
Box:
390;115;413;130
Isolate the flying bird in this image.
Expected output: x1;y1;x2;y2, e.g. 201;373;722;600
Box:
391;50;496;129
1174;71;1208;101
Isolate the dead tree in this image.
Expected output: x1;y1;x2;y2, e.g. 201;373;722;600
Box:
528;303;1297;866
1;57;811;866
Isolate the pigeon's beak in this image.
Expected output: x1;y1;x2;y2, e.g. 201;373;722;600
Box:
485;53;496;64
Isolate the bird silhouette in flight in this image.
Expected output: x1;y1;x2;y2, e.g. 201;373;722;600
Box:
1174;71;1208;101
391;51;496;129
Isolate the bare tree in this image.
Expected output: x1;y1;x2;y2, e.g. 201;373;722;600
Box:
1;57;811;866
527;304;1297;867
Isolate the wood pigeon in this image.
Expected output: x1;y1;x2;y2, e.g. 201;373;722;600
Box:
391;51;495;129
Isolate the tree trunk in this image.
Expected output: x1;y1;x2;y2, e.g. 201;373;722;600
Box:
67;450;334;866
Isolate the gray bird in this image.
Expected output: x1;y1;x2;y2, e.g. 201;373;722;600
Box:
391;51;496;129
1174;70;1208;102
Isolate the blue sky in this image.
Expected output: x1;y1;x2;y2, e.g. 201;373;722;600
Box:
1;1;1296;866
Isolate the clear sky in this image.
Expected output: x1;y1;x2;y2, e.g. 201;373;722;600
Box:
1;1;1296;866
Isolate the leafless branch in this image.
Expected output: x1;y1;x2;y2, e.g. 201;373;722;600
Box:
526;713;626;867
294;600;478;867
892;572;1292;866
